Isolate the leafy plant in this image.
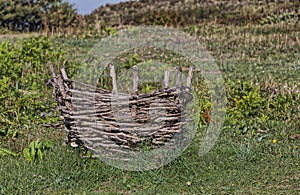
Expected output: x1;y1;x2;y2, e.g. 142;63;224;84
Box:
226;80;267;133
0;147;18;157
23;138;53;162
103;26;117;36
122;53;140;69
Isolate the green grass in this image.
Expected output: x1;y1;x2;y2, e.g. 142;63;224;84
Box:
1;132;299;194
1;20;300;194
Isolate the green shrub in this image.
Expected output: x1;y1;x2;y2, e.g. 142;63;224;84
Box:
223;78;299;140
226;80;266;128
0;37;66;139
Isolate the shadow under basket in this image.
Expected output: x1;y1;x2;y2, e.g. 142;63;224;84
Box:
49;64;194;157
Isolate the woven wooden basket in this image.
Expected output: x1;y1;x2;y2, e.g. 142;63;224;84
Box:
50;64;193;157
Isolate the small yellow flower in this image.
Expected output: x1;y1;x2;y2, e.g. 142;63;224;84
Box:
186;181;192;186
272;139;277;144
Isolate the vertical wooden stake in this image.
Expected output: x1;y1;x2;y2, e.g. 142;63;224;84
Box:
49;64;57;83
176;66;182;93
186;67;193;88
110;63;118;95
163;70;170;88
60;67;69;80
133;65;139;94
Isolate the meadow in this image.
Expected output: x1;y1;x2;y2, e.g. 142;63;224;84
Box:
1;6;300;195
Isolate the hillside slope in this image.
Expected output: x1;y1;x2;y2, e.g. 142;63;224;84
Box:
86;0;299;27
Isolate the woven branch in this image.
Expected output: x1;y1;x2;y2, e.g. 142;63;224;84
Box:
49;64;193;155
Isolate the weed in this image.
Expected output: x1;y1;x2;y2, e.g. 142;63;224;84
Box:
0;147;18;157
23;138;53;162
231;141;256;161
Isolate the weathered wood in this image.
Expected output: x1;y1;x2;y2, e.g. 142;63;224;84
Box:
187;67;193;88
50;65;194;155
132;65;139;94
49;64;57;84
176;66;182;93
163;70;170;88
61;68;68;80
110;63;118;95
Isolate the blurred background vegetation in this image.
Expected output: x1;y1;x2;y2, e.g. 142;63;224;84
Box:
0;0;299;36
